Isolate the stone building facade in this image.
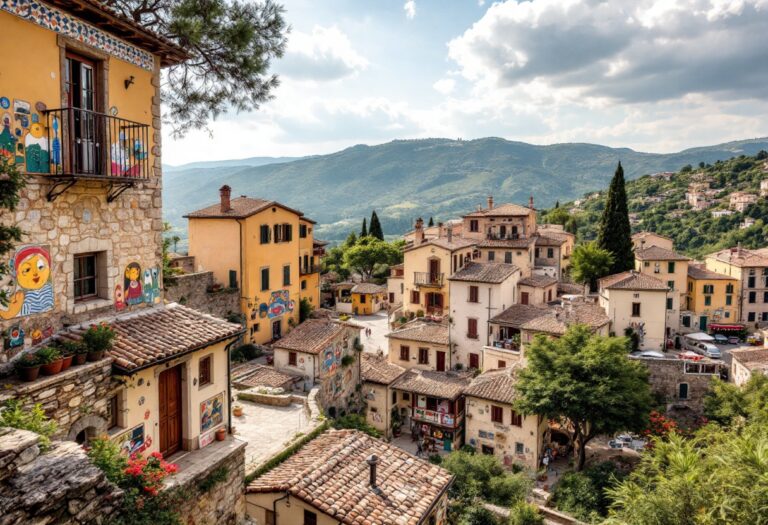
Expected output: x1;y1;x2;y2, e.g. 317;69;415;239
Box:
633;356;726;414
164;270;241;321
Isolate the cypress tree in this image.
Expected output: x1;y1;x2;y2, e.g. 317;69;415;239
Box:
361;218;368;237
555;200;560;208
597;162;634;274
428;217;434;227
369;210;384;240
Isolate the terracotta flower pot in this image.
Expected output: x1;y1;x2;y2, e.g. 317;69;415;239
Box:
60;355;74;372
73;353;88;366
233;406;244;417
87;350;105;362
18;365;41;382
41;358;64;376
215;427;227;441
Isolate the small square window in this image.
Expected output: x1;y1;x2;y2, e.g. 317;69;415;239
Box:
402;392;410;401
515;442;524;455
289;352;297;366
74;252;102;301
199;355;212;387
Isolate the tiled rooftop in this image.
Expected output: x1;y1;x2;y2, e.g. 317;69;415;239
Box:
385;321;449;346
535;232;568;246
185;196;307;220
708;247;768;268
464;366;521;405
477;237;536;249
62;304;243;372
361;353;406;385
600;271;669;291
273;319;362;355
404;237;476;253
490;304;550;329
521;302;610;335
464;203;533;217
390;369;472;400
246;429;453;525
351;283;387;294
635;245;691;261
730;347;768;367
687;264;736;281
519;275;558;288
448;262;519;284
231;363;299;390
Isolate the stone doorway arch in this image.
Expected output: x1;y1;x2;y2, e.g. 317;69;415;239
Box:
67;415;108;445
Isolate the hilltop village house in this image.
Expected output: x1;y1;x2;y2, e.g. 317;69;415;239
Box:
706;247;768;328
360;352;406;438
185;186;323;345
0;2;245;522
685;265;740;332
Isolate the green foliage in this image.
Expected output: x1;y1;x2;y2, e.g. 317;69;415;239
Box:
230;343;263;363
342;236;402;280
428;216;435;227
515;325;652;470
82;323;117;353
597;162;634;274
0;159;25;307
331;414;381;438
162;222;183;287
87;438;127;485
551;461;625;522
14;353;40;369
570;242;614;292
457;505;500;525
35;346;62;364
361;217;368;237
442;450;531;507
57;339;87;355
197;466;229;493
0;399;57;452
703;374;768;426
508;503;544;525
341;355;355;368
109;0;288;137
369;210;384;240
299;297;313;322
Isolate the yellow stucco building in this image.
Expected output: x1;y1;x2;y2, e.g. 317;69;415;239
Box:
685;265;740;332
185;186;322;345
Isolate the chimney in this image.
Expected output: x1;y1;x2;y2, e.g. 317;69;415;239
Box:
366;454;380;489
219;185;232;213
414;217;424;245
487;195;494;210
437;222;444;238
529;195;534;210
447;226;453;243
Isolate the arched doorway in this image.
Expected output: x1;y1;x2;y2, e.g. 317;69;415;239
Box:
67;415;108;446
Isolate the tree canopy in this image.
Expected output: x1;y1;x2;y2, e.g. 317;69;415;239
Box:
369;210;384;240
570;242;614;292
597;162;634;274
361;217;368;238
106;0;288;137
341;236;401;280
515;325;652;470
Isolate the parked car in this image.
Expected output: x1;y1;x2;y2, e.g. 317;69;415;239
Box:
695;342;722;359
728;336;741;344
713;334;729;344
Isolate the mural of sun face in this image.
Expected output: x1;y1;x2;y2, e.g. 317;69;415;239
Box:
126;265;140;282
28;122;44;139
17;254;50;290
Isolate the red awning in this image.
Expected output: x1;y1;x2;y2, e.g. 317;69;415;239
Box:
709;324;744;331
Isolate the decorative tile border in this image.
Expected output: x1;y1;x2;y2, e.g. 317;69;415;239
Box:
1;0;154;71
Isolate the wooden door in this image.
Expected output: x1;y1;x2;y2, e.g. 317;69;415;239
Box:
436;351;446;372
429;259;440;283
159;365;182;457
469;353;480;369
521;292;529;305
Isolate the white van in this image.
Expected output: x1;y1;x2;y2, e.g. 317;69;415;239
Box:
683;332;715;352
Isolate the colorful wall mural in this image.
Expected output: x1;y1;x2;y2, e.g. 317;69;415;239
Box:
0;244;54;319
200;392;224;433
258;290;295;319
110;131;147;177
115;423;149;456
0;98;50;174
122;262;160;307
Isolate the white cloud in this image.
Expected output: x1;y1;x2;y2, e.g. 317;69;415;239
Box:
404;1;416;19
278;25;368;81
432;78;456;95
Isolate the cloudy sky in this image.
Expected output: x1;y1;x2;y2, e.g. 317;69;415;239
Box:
163;0;768;165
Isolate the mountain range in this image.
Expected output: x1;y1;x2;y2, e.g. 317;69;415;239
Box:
163;137;768;245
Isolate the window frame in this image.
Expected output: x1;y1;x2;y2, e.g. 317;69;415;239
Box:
491;405;503;423
631;302;641;317
261;267;270;291
199;354;213;388
468;285;479;303
400;345;410;361
283;264;291;286
73;252;99;302
288;351;297;366
510;410;523;427
418;347;429;365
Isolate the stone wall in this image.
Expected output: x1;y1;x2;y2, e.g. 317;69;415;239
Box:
166;438;246;525
0;359;114;441
0;428;122;525
164;271;241;321
635;356;726;414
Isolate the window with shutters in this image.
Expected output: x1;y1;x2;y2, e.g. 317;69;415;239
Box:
726;295;732;305
547;248;554;258
498;360;506;368
260;224;270;244
273;224;281;243
469;286;479;303
491;405;503;423
510;410;523;427
400;345;410;361
749;291;757;303
726;283;734;293
704;296;711;306
467;318;478;339
261;267;270;291
411;290;420;304
283;265;291;286
199;355;212;387
504;252;512;264
667;297;673;310
299;224;307;238
284;224;293;242
470;220;479;232
488;251;495;261
469;353;479;369
418;347;429;364
668;262;676;273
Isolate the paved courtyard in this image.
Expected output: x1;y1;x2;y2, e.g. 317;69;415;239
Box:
232;399;310;472
352;311;390;356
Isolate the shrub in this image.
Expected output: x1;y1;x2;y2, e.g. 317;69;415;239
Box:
341;355;355;368
82;323;116;353
87;437;127;484
550;461;624;522
231;344;262;363
416;309;425;318
0;399;57;451
457;504;499;525
57;339;87;355
508;503;544;525
331;414;381;438
299;297;313;322
428;454;443;465
35;346;61;364
14;353;40;369
487;473;531;506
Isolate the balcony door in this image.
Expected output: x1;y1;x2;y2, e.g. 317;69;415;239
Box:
436;351;446;372
429;259;440;284
65;52;102;175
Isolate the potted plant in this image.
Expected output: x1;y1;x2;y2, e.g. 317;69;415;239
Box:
36;346;63;376
68;341;89;366
57;341;75;372
215;426;227;441
15;353;41;382
233;405;244;417
82;323;116;361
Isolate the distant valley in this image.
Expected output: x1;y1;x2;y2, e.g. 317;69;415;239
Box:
162;137;768;247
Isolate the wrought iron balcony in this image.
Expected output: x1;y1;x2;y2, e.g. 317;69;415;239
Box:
43;108;150;201
300;264;321;275
414;272;444;287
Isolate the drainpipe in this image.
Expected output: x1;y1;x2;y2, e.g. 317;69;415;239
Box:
273;492;290;524
226;337;240;435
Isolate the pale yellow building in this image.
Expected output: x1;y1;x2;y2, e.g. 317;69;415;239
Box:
632;232;674;251
185;187;322;345
535;225;575;279
730;347;768;386
361;353;406;438
386;263;404;307
686;265;740;332
599;271;669;351
518;275;558;306
387;320;451;371
464;367;548;470
635;245;691;335
705;247;768;327
246;429;453;525
350;283;387;315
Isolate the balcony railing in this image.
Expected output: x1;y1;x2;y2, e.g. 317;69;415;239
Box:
45;108;150;179
486;232;528;241
300;264;321;275
414;272;444;287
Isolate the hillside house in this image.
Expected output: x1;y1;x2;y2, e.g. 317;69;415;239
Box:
360;353;406;438
635;246;691;334
729;192;758;212
387;319;451;371
706;247;768;327
685;265;740;332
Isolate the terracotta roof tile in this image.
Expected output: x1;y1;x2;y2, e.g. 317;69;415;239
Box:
246;429;453;525
64;304;243;372
519;275;558;288
490;304;550;329
520;302;609;335
351;283;387;294
687;265;737;281
386;321;449;346
448;262;519;284
708;248;768;268
361;354;406;385
464;366;522;405
535;233;567;246
232;363;300;390
391;369;472;400
558;282;585;295
464;203;534;217
477;237;536;249
730;347;768;367
185;196;306;220
273;319;362;355
600;271;669;290
404;237;476;253
635;246;691;261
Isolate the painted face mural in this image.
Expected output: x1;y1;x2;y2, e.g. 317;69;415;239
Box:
124;262;143;306
5;324;24;350
0;245;54;319
260;290;296;319
323;346;337;373
24;115;49;173
114;283;125;311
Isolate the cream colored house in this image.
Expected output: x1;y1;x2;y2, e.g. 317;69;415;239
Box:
464;367;548;470
599;271;669;351
448;262;520;369
246;429;453;525
387;319;451;372
386;263;404;307
534;227;575;279
519;301;610;350
632;231;674;251
361;353;406;438
705;247;768;327
272;319;362;416
730;347;768;386
485;304;550;369
518;275;558;306
635;246;690;334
